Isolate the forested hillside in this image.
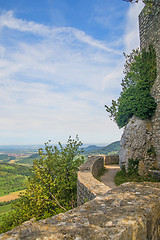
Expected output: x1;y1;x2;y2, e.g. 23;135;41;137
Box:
83;141;120;155
0;154;16;162
16;153;40;165
0;163;30;196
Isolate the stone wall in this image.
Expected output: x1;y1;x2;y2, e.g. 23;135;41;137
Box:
119;0;160;171
77;156;110;206
104;155;119;165
139;0;160;167
1;182;160;240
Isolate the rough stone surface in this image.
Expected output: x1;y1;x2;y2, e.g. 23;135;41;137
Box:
77;156;110;206
119;116;155;171
149;170;160;180
120;0;160;170
104;155;119;165
139;0;160;167
1;182;160;240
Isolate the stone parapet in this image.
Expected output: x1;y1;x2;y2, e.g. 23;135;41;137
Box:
77;156;110;206
104;155;119;165
1;182;160;240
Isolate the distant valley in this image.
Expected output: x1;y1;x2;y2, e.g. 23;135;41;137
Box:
0;140;120;223
0;140;120;166
83;141;120;156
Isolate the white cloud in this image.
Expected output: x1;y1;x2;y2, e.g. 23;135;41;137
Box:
124;1;144;53
0;11;51;35
0;11;120;54
0;10;135;145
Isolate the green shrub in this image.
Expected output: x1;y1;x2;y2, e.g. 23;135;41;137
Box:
105;45;157;128
147;145;156;156
128;158;139;175
0;136;84;234
115;160;160;186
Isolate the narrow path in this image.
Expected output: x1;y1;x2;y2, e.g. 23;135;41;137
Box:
100;165;120;189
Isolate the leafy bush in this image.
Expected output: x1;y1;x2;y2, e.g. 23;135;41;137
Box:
105;45;157;128
147;145;156;156
115;169;160;186
0;136;84;234
115;158;160;186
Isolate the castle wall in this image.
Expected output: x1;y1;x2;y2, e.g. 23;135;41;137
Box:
119;1;160;170
139;0;160;166
104;155;119;165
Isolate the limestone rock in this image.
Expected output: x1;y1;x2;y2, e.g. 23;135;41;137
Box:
119;116;152;170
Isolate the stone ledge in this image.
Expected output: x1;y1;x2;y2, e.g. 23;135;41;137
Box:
77;156;110;206
1;182;160;240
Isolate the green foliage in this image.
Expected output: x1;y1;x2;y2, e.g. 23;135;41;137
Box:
16;154;40;166
128;158;139;175
147;145;156;156
0;136;84;233
0;154;16;162
115;163;160;186
0;163;30;176
123;0;154;13
0;163;30;196
83;141;120;156
0;204;12;214
0;200;16;206
105;45;157;128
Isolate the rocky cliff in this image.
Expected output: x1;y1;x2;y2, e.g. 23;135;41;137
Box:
119;0;160;172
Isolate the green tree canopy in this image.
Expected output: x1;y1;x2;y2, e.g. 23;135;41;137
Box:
123;0;154;13
0;136;84;233
105;45;157;128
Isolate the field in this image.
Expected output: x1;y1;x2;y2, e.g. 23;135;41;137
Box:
0;163;30;196
0;141;120;219
0;190;25;202
0;162;30;223
15;153;39;166
0;204;12;214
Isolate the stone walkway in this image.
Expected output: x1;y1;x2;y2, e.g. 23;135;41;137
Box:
100;165;120;188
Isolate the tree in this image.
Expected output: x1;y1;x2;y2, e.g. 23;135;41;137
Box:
105;45;157;128
123;0;154;13
0;136;84;233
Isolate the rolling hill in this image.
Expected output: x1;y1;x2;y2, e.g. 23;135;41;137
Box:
83;141;120;156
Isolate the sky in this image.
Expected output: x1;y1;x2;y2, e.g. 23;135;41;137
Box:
0;0;144;145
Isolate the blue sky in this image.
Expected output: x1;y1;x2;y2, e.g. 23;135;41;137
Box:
0;0;144;145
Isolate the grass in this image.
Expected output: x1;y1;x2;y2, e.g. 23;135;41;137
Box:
0;204;12;214
0;203;12;229
115;169;160;186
